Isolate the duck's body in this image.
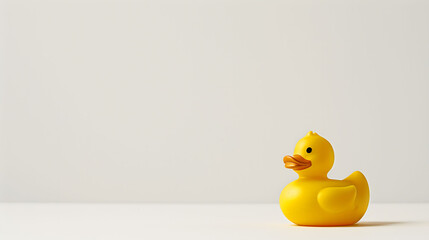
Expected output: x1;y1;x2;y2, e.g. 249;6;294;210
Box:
280;132;370;226
280;171;369;226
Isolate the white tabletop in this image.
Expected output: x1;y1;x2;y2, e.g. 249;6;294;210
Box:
0;203;427;239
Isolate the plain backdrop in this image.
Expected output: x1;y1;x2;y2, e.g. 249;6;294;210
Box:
0;0;428;203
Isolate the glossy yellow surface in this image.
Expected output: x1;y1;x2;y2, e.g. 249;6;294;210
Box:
280;132;370;226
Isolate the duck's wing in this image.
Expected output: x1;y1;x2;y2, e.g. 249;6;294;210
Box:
317;185;357;213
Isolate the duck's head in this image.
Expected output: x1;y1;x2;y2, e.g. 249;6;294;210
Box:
283;131;334;178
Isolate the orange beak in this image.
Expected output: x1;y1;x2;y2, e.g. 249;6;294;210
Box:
283;154;312;170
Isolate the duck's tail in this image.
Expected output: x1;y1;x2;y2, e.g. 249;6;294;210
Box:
344;171;370;219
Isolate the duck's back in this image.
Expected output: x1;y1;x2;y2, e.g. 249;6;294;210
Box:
344;171;370;221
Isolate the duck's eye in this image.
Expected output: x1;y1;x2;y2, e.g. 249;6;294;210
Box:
306;147;312;153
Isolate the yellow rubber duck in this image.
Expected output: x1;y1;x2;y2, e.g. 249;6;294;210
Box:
280;131;369;226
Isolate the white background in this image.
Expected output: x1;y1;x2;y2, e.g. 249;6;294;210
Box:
0;0;428;203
